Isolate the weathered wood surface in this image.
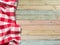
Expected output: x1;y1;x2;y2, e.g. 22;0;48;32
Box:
16;0;60;40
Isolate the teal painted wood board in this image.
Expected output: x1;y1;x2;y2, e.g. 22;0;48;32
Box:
20;40;60;45
16;10;60;20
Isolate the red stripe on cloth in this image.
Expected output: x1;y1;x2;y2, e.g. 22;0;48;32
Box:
3;0;16;2
0;18;16;24
0;2;16;9
0;42;9;45
5;12;15;16
0;24;11;29
0;37;13;44
0;9;15;16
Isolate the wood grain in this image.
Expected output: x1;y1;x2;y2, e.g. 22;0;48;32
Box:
21;40;60;45
21;35;60;40
17;20;60;36
16;10;60;20
17;0;60;10
17;20;60;25
16;0;60;40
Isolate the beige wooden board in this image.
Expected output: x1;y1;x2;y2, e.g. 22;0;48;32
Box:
21;35;60;40
18;0;60;5
17;20;60;36
17;20;60;25
21;25;60;36
17;0;60;10
17;5;55;10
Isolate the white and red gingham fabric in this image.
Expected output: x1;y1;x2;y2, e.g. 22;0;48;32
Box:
0;0;21;45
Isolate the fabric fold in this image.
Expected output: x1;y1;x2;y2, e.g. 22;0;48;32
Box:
0;0;21;45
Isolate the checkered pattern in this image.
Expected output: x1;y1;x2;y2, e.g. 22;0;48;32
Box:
0;0;21;45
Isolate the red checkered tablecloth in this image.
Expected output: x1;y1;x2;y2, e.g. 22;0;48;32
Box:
0;0;21;45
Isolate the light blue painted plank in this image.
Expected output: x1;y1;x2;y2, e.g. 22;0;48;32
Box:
21;40;60;45
16;9;60;15
16;15;58;20
16;9;60;20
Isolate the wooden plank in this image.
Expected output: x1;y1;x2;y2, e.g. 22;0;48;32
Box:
17;20;60;25
18;0;60;5
16;10;60;20
17;0;60;10
16;10;60;15
21;25;60;36
21;35;60;40
17;5;54;10
16;15;60;20
21;40;60;45
16;20;60;36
